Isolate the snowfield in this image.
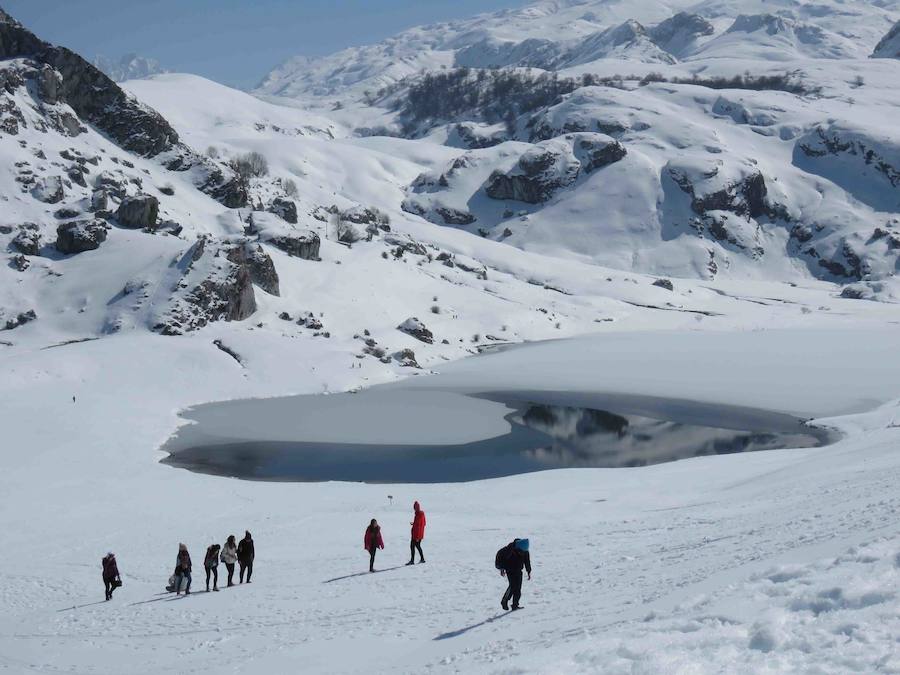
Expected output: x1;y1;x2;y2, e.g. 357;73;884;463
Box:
3;0;900;672
2;320;900;674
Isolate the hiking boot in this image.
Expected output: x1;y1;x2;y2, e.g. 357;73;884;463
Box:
406;561;414;566
213;587;219;592
501;600;509;610
511;605;523;611
418;559;426;564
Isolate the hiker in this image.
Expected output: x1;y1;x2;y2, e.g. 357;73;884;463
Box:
237;531;254;583
204;543;221;592
174;543;192;595
101;552;121;601
221;535;238;587
406;501;426;565
364;518;384;572
496;538;531;611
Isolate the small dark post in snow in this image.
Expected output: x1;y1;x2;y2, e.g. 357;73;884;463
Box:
388;495;393;506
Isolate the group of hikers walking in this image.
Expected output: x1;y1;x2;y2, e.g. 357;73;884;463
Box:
101;502;532;611
169;531;255;594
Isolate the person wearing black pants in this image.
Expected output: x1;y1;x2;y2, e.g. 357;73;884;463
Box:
498;538;531;611
364;519;384;572
237;531;255;583
204;544;220;592
221;535;238;587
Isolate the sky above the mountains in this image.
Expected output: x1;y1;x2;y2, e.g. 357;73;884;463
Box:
4;0;523;89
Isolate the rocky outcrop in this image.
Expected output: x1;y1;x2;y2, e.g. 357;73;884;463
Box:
652;278;674;291
249;211;320;260
11;224;41;255
153;236;263;335
872;20;900;59
648;12;714;55
268;197;298;224
486;144;580;204
230;242;280;296
116;194;159;229
2;309;36;330
31;175;65;203
397;317;434;344
55;219;108;254
0;9;178;157
578;136;627;174
486;134;625;204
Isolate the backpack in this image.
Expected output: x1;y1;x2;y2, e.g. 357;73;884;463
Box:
495;543;514;570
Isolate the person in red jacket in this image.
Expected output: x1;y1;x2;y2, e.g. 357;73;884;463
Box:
406;501;426;565
364;519;384;572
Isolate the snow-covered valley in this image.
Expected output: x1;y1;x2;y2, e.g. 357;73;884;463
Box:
2;0;900;672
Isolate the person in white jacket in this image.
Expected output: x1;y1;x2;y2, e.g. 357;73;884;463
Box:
220;535;238;587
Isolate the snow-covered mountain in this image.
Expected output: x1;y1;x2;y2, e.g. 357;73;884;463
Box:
253;0;900;295
92;53;167;82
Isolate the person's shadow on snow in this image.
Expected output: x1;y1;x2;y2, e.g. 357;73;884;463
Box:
323;565;405;583
434;612;510;640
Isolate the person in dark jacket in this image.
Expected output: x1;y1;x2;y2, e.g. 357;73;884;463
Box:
237;531;254;583
406;501;426;565
498;538;531;611
174;543;192;595
364;519;384;572
101;552;120;601
204;544;221;592
221;535;238;587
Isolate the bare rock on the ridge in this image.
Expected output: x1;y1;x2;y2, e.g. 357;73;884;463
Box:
31;175;65;203
116;194;159;229
55;218;108;254
397;317;434;344
11;224;41;255
268;197;298;224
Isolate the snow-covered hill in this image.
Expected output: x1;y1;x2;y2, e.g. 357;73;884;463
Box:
251;0;900;294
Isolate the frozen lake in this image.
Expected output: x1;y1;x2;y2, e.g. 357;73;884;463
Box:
161;388;833;483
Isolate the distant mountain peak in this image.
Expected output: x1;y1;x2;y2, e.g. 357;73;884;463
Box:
92;53;168;82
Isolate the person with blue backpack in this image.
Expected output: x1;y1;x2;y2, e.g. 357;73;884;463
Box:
495;538;531;611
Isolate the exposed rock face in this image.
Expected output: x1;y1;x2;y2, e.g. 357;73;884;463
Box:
0;9;178;157
116;194;159;229
90;189;109;212
397;317;434;344
453;122;505;149
487;145;578;203
435;206;476;225
872;20;900;59
230;242;280;296
249;212;321;260
648;12;714;55
264;229;321;259
652;278;674;291
268;197;298;224
55;219;108;254
486;134;625;203
11;224;41;255
94;172;127;200
31;175;65;203
669;165;778;220
154;236;259;335
579;136;627;174
2;309;36;330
